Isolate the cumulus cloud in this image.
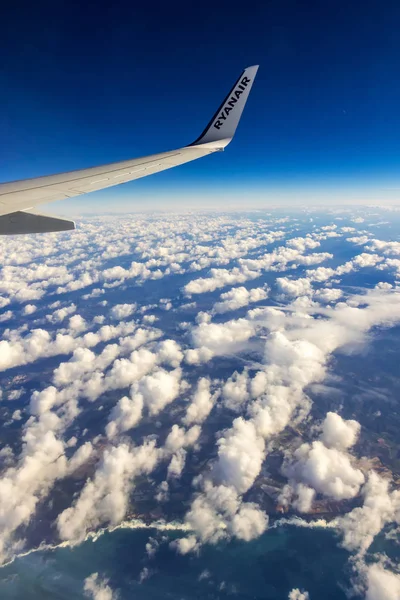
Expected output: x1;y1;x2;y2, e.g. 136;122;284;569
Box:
184;266;260;295
276;277;313;298
0;311;13;323
156;339;183;367
0;319;138;373
110;303;137;319
183;378;216;426
364;562;400;600
306;253;383;284
84;572;117;600
189;318;256;361
180;482;268;550
58;440;161;543
53;348;97;387
337;472;400;555
213;285;269;313
105;347;157;392
30;386;59;416
367;238;400;256
178;286;400;549
105;392;144;439
138;368;183;416
2;212;400;568
288;590;310;600
320;412;360;450
284;440;364;502
281;414;364;511
167;449;187;479
287;237;320;252
216;418;265;494
22;304;37;315
68;314;87;332
46;303;76;323
289;483;316;513
68;442;94;474
165;424;201;453
230;503;268;541
313;288;342;303
0;412;67;560
174;534;199;555
222;370;250;412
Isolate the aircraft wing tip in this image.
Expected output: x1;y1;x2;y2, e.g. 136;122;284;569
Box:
190;64;259;149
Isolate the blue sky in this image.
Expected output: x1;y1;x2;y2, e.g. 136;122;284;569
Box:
1;0;400;211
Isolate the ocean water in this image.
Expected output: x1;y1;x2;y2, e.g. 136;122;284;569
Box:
0;523;353;599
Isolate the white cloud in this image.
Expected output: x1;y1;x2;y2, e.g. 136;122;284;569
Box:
184;266;260;295
189;318;256;360
230;503;268;541
53;348;96;387
216;418;265;494
174;534;199;555
283;440;365;502
11;410;22;421
291;483;316;513
180;481;268;550
68;442;94;474
22;304;37;315
320;412;360;450
156;339;183;368
222;370;250;412
347;235;370;244
306;267;336;282
46;303;76;323
337;472;400;555
68;314;87;332
110;303;137;319
167;448;186;479
213;285;269;313
313;288;342;303
3;212;400;566
58;440;161;543
364;563;400;600
183;378;215;426
276;277;313;298
178;286;400;548
165;424;201;453
105;393;143;439
367;239;400;256
138;368;182;416
287;237;320;252
104;347;157;392
0;318;140;374
0;311;13;323
84;572;117;600
30;386;58;416
0;412;67;561
306;254;383;284
288;589;310;600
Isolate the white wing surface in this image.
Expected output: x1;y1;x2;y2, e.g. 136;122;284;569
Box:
0;65;258;234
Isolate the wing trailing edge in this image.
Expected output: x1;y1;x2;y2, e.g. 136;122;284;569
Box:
0;211;75;235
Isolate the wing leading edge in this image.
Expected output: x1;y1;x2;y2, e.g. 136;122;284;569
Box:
0;65;259;234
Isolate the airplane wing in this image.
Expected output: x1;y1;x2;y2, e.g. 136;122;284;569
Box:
0;65;259;235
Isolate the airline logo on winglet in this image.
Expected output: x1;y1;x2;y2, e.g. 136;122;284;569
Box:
213;76;251;130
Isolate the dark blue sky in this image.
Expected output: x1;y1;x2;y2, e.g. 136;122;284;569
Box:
2;0;400;210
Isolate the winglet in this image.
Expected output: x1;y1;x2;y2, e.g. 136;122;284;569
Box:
190;65;259;149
